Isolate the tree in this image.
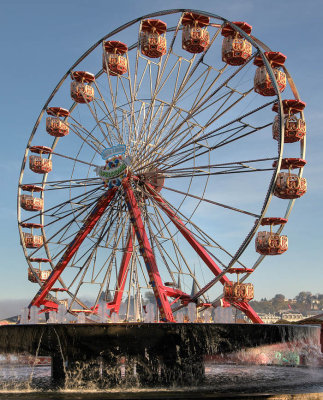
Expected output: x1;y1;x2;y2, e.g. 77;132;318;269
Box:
271;294;286;313
249;299;273;314
272;294;285;302
295;291;312;304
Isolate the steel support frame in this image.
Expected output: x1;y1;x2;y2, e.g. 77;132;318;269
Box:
122;178;175;322
29;187;117;309
145;183;263;324
108;227;134;315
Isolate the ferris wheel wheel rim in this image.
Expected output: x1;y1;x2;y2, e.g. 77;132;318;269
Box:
17;9;305;313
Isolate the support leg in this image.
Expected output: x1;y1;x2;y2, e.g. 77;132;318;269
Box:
108;227;134;314
122;179;175;322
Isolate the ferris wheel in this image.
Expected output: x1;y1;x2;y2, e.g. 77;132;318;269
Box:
17;9;307;323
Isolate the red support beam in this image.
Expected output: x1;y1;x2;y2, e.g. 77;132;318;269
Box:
232;301;263;324
108;227;134;314
145;183;263;324
163;286;191;302
145;183;230;284
122;179;175;322
29;187;117;309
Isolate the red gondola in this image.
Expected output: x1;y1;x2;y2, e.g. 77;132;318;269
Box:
224;282;254;302
103;41;128;76
255;217;288;255
46;107;70;137
221;21;252;65
274;173;307;199
254;52;286;96
272;100;306;143
20;194;43;211
255;231;288;255
29;146;52;174
273;158;307;199
71;71;95;103
223;268;254;303
141;19;167;58
23;232;43;248
28;267;51;283
28;258;51;283
182;13;210;54
29;155;52;174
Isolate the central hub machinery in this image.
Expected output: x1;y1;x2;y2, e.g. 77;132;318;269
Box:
95;144;165;192
95;144;130;189
139;169;165;192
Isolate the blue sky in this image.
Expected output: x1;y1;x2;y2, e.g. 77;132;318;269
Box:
0;0;322;307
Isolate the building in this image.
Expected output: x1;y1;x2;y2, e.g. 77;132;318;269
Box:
257;313;280;324
280;312;304;322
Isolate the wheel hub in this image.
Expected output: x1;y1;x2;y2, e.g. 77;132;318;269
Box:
95;145;130;189
139;169;165;192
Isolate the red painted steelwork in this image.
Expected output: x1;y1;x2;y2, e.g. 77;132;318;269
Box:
41;300;59;311
29;187;117;309
145;183;229;285
234;301;263;323
228;268;254;274
145;183;263;324
122;179;175;322
163;286;191;302
108;228;134;314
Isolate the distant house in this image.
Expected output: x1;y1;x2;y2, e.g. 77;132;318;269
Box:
311;299;320;310
257;313;279;324
280;312;304;322
248;311;305;324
